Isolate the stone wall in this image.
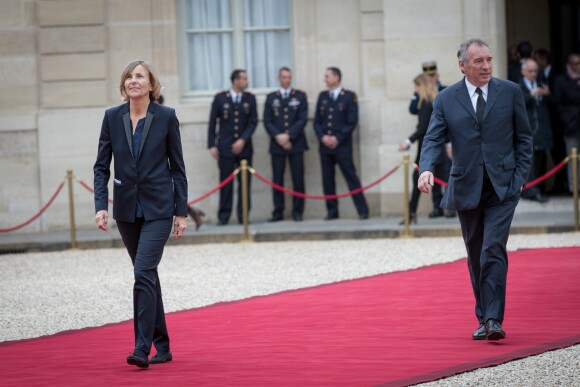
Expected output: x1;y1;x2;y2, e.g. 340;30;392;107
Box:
0;0;508;232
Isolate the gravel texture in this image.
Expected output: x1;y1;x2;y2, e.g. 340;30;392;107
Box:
1;232;579;385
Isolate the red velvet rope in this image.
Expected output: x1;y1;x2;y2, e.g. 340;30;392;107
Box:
250;164;400;200
415;156;570;191
76;170;240;207
0;180;65;233
522;157;569;190
187;170;239;205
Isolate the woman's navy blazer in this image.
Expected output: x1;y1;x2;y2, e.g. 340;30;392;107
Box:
94;102;188;222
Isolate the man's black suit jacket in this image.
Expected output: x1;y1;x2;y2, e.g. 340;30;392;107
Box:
94;102;188;222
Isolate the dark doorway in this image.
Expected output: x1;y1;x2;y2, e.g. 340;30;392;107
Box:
506;0;580;73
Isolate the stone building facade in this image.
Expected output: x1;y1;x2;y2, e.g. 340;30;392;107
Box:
0;0;543;232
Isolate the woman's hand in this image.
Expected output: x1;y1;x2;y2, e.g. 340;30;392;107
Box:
95;210;109;231
173;215;187;240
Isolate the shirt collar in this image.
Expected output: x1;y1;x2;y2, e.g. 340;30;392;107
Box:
465;78;489;98
280;87;291;94
329;86;343;98
523;77;534;90
229;89;240;100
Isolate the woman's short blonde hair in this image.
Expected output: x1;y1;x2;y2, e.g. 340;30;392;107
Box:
119;60;161;102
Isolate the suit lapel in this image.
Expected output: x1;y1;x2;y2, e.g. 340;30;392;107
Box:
139;110;154;157
122;106;133;158
455;80;477;122
483;78;502;120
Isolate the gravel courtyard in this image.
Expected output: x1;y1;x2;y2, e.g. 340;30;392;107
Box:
1;232;579;386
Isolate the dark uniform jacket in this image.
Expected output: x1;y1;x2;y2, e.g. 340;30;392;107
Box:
313;89;358;155
94;102;188;222
519;79;553;150
264;89;309;154
208;91;257;159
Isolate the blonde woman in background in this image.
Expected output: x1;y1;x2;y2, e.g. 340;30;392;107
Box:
399;73;438;224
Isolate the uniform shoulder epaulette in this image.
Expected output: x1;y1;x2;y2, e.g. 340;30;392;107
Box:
244;91;255;96
216;90;228;96
293;89;305;94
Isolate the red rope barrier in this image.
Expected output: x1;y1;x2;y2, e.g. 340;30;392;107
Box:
187;170;239;205
250;164;400;200
522;157;569;190
76;170;240;207
414;156;570;191
0;180;65;233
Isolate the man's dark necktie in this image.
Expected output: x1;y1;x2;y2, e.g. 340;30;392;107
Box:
475;87;485;126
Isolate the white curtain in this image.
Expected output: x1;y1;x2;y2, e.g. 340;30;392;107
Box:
185;0;290;91
186;0;232;90
243;0;290;89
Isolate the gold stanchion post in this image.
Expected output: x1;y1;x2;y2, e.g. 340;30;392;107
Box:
572;147;579;231
401;154;412;238
66;169;77;249
240;160;252;242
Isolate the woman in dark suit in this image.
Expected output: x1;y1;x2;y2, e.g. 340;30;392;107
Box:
399;73;438;223
94;60;188;368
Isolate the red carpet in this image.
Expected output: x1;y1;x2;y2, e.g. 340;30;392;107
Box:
1;247;579;386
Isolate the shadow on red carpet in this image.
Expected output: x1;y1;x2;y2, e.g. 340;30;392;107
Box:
1;247;579;386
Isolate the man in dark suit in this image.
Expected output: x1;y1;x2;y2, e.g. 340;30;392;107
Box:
314;67;369;220
553;54;580;194
208;69;257;225
534;48;568;195
519;58;552;202
264;67;308;222
418;38;533;341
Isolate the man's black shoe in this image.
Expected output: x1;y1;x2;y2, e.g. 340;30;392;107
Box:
127;353;149;368
428;209;444;218
472;323;486;340
292;215;303;222
217;219;229;226
150;351;173;364
445;210;457;218
359;213;369;220
268;216;283;222
485;319;506;341
324;214;339;221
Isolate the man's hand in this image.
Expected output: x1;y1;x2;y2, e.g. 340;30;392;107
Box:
282;142;293;151
418;171;434;194
321;135;338;149
209;147;219;160
173;216;187;240
275;133;290;147
231;139;246;155
398;141;410;151
531;84;550;97
95;210;109;232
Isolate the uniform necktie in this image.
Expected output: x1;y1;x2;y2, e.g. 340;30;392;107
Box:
475;87;485;126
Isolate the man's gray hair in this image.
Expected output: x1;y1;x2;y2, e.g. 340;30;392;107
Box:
457;38;491;62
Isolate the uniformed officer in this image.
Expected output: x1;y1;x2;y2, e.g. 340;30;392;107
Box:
264;67;308;222
314;67;369;220
208;69;257;225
